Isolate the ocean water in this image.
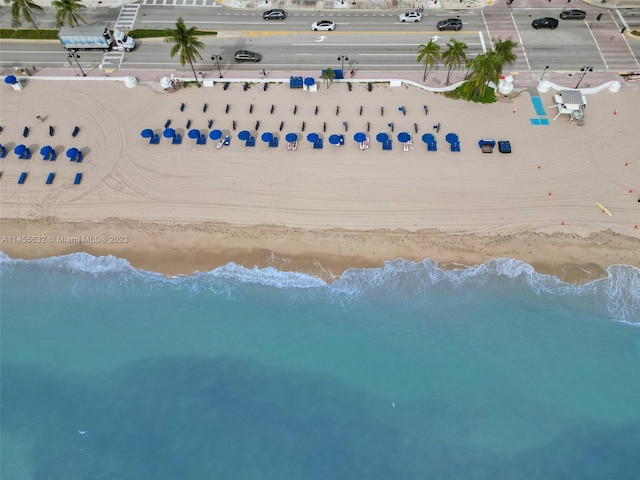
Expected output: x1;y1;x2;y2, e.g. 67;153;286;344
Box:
1;252;639;480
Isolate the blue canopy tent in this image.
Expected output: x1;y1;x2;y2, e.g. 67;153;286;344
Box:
140;128;153;138
353;132;366;143
163;128;176;139
397;132;411;143
285;133;298;142
188;129;201;139
209;129;223;140
261;132;274;143
237;130;251;141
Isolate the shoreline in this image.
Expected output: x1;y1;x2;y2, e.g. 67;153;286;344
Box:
2;219;639;284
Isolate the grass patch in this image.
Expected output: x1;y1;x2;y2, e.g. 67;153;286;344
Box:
444;83;497;104
128;29;217;39
0;28;217;40
0;29;58;40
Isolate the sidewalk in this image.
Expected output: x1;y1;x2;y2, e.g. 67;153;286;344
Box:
16;66;630;91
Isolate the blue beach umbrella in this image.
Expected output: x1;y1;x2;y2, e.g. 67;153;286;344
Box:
304;77;315;86
306;133;319;143
66;147;79;159
421;133;435;144
4;75;17;85
188;129;200;139
237;130;251;141
445;133;459;144
140;128;153;138
163;128;176;138
375;132;389;143
328;134;342;145
209;129;223;140
397;132;411;143
40;145;53;156
285;132;298;142
261;132;274;143
353;132;366;143
14;144;26;155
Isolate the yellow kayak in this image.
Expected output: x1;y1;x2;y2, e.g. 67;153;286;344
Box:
595;202;612;217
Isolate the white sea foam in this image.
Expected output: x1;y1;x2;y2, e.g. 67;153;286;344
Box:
2;252;638;322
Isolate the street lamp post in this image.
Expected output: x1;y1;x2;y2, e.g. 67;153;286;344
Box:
211;55;223;78
337;55;348;75
68;52;86;77
575;66;593;89
540;65;549;82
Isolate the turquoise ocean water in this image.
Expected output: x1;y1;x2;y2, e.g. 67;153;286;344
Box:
1;251;639;479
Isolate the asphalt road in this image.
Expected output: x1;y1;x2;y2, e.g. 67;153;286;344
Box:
1;5;638;73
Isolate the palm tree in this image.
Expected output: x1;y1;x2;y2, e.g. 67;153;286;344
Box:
464;52;501;98
441;38;467;85
53;0;87;27
417;39;440;83
164;17;205;85
4;0;43;29
492;37;518;76
321;68;335;89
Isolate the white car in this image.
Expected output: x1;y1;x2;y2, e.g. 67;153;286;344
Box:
399;11;422;23
311;20;336;31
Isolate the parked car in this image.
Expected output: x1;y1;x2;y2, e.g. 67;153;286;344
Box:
532;17;559;29
311;20;336;31
437;18;463;31
263;9;286;20
399;11;422;22
560;10;586;20
234;50;262;63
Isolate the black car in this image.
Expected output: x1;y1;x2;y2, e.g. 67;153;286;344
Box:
234;50;262;63
263;9;286;20
532;17;559;29
559;9;586;20
437;18;463;31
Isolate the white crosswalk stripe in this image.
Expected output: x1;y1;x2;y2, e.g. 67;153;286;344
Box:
115;5;141;30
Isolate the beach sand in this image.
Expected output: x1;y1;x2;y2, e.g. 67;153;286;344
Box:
1;78;639;283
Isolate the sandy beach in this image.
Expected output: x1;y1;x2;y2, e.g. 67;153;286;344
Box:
1;78;639;283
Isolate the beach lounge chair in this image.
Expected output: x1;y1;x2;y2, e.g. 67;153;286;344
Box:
245;136;256;147
478;140;495;153
75;151;83;163
0;145;6;158
451;142;460;152
403;142;409;152
74;173;83;185
172;134;182;145
498;141;512;154
196;134;207;145
50;150;57;161
18;172;27;184
269;137;279;148
382;140;392;150
72;126;80;137
313;139;323;149
223;136;230;146
292;141;298;151
150;134;160;144
46;172;55;185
